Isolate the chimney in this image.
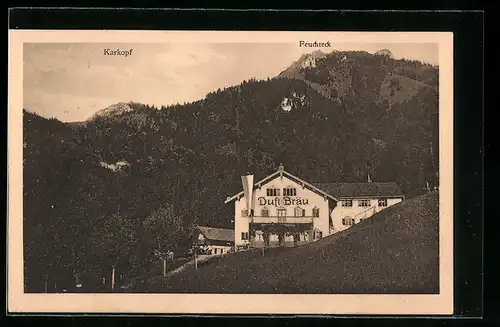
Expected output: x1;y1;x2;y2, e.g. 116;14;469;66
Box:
241;173;255;217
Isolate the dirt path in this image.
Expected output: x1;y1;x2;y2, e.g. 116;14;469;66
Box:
165;255;212;276
120;255;215;290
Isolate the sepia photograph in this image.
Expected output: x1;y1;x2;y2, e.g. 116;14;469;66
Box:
8;30;454;314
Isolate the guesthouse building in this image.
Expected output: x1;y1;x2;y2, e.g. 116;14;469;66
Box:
225;164;404;248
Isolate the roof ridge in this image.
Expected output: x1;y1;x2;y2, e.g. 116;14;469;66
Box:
225;168;339;203
273;169;339;202
312;181;404;198
224;169;402;204
197;226;235;242
198;225;233;231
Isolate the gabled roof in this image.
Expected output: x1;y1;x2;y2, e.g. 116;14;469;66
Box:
197;226;235;243
225;167;339;204
312;182;404;198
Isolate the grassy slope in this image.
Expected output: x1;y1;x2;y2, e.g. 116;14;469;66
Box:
135;192;439;294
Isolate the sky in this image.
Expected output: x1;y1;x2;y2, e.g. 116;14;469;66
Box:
23;42;438;122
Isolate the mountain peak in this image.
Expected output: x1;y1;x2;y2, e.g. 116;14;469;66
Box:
278;50;327;78
297;50;326;68
89;102;134;121
374;49;393;58
311;49;325;56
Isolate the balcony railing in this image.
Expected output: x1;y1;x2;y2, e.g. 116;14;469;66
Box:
250;216;315;224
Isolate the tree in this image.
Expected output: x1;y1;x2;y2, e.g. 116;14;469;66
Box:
143;204;184;277
89;214;140;291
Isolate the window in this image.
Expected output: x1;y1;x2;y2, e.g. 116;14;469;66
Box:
341;199;353;207
378;198;388;207
358;199;371;207
342;217;355;225
277;208;287;222
241;232;249;240
312;207;320;217
266;188;280;196
294;207;304;217
314;231;323;239
261;208;269;217
283;187;297;196
241;209;248;217
214;248;218;255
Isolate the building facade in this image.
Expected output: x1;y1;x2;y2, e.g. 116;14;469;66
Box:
225;165;336;248
225;165;404;248
193;226;235;255
314;182;404;233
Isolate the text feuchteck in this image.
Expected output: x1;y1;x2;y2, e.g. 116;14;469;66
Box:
103;48;134;57
299;41;331;48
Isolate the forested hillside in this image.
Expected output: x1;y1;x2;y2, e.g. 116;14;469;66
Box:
23;50;439;292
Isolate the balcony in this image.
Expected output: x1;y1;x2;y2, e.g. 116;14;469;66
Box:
249;216;314;224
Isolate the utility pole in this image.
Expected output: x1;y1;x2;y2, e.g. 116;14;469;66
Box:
163;255;167;277
256;231;265;256
194;251;198;270
111;267;115;292
111;257;119;292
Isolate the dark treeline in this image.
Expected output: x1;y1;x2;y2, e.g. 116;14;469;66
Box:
23;52;439;292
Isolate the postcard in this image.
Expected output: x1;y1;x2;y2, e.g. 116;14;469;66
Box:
8;30;453;315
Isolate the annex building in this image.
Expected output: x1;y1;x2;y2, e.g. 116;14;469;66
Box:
193;226;235;255
225;164;404;248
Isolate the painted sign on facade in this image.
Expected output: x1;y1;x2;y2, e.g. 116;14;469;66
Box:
257;196;309;206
